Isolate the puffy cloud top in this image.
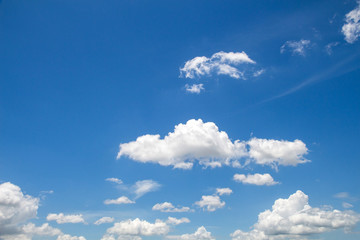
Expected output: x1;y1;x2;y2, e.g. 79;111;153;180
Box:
167;226;215;240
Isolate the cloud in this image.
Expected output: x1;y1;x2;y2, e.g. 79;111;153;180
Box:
104;196;135;205
132;180;161;199
233;173;279;186
215;188;233;196
253;69;265;77
280;39;311;56
94;217;115;225
180;51;255;79
105;178;123;184
334;192;350;199
46;213;85;224
342;1;360;43
185;84;205;94
231;190;360;240
247;138;309;168
195;195;225;212
152;202;192;213
22;222;62;237
57;234;87;240
166;217;190;225
343;202;354;209
118;119;309;170
103;218;169;240
167;226;215;240
325;42;340;55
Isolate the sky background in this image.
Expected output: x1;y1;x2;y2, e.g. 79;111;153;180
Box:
0;0;360;240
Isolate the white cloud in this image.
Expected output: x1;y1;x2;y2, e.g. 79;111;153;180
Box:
195;195;225;212
334;192;350;199
166;217;190;225
215;188;233;196
325;42;340;55
46;213;85;224
180;51;255;79
231;190;360;239
103;218;169;240
280;39;311;56
247;138;309;168
233;173;279;186
342;1;360;43
132;180;161;199
167;226;215;240
343;202;354;209
253;69;265;77
22;223;61;236
185;84;205;94
104;196;135;205
57;234;87;240
105;178;123;184
95;217;115;225
118;119;309;170
152;202;192;213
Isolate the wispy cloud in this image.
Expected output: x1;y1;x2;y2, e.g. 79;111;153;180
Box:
280;39;311;56
185;84;204;94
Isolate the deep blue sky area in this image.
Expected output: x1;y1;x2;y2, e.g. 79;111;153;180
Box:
0;0;360;240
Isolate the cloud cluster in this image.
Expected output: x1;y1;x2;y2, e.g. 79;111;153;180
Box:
167;226;215;240
118;119;308;170
280;39;311;56
152;202;192;213
180;51;255;79
342;1;360;43
47;213;85;224
195;188;231;212
231;190;360;239
102;218;170;240
233;173;279;186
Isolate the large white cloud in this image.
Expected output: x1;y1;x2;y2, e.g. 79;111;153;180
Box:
117;119;308;170
280;40;311;56
152;202;192;213
104;196;135;205
167;226;215;240
195;195;225;212
231;190;360;240
342;1;360;43
180;51;255;79
233;173;279;186
46;213;85;224
103;218;169;240
0;182;64;240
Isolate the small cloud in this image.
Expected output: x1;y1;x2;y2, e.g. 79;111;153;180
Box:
215;188;233;196
334;192;350;199
94;217;115;225
342;202;354;209
233;173;279;186
46;213;85;224
342;1;360;43
104;196;135;205
152;202;192;212
325;42;340;55
253;69;265;77
132;180;161;199
280;39;311;56
185;84;204;94
166;217;190;225
195;195;225;212
105;178;123;184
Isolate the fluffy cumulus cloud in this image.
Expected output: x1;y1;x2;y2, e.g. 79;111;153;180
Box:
180;51;255;79
247;138;308;169
185;84;205;94
95;217;115;225
46;213;85;224
233;173;279;186
231;190;360;240
280;39;311;56
117;119;308;170
216;188;233;196
102;218;169;240
152;202;192;213
167;226;215;240
104;196;135;205
342;1;360;43
195;195;225;212
0;182;65;240
166;217;190;225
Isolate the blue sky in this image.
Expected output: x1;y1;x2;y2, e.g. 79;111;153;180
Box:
0;0;360;239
